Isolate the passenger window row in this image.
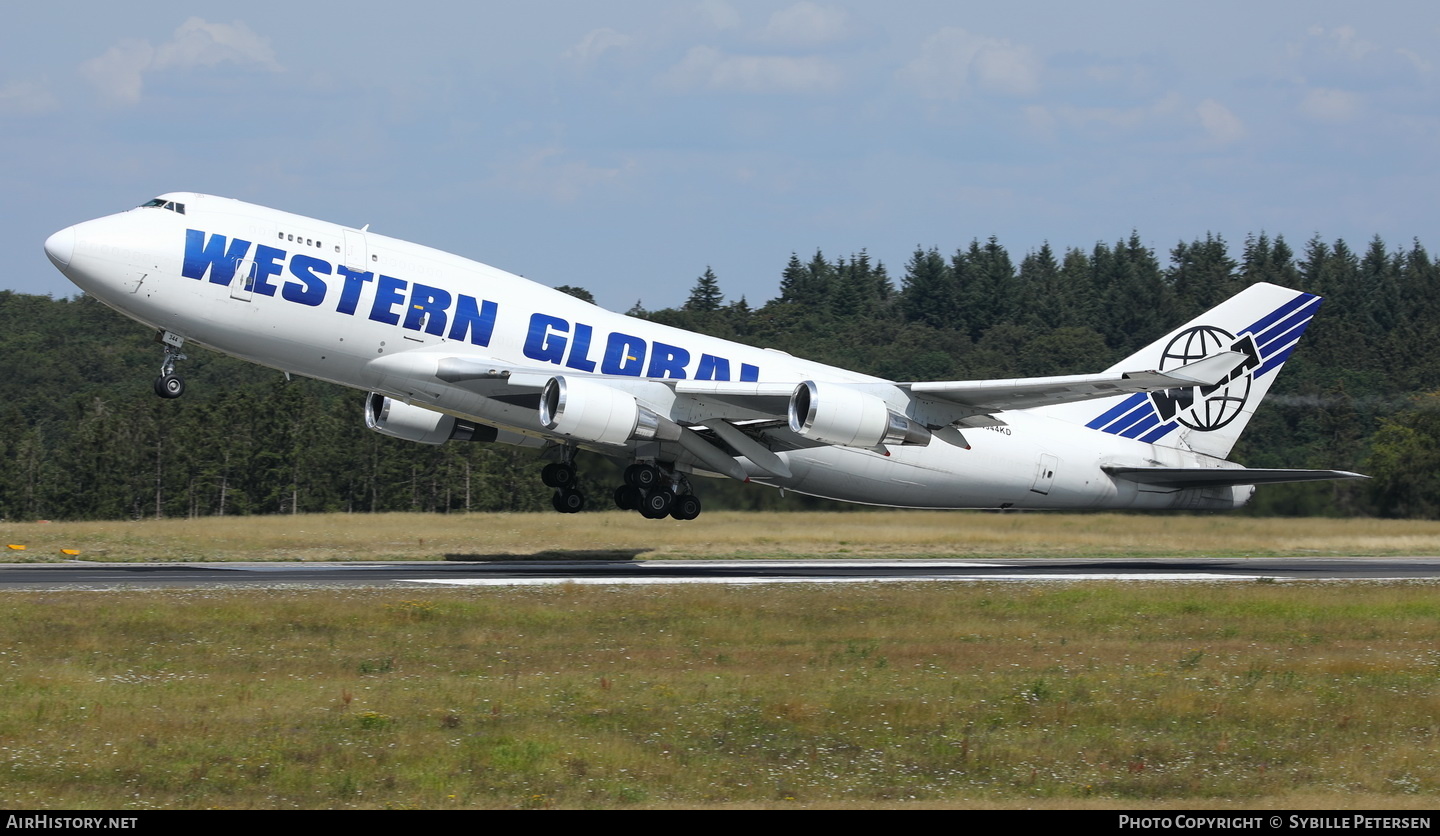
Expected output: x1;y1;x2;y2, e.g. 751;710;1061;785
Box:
277;231;339;253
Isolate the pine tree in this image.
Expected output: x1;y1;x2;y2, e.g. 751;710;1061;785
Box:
683;267;724;312
900;247;956;329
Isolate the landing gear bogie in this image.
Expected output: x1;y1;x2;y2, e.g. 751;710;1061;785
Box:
539;452;704;521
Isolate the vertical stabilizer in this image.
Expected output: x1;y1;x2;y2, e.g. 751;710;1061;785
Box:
1039;283;1321;459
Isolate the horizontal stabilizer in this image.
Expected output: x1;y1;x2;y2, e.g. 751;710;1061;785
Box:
904;351;1249;416
1103;466;1367;489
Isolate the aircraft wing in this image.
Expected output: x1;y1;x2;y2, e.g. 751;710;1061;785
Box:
1103;466;1368;488
376;347;1256;454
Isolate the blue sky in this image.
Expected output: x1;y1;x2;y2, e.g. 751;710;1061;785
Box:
4;1;1438;311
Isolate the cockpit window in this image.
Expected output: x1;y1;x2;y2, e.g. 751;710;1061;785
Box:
139;198;186;214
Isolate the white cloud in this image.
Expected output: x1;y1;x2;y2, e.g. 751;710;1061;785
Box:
1299;87;1361;122
565;28;634;66
1305;24;1376;63
79;39;155;106
665;45;842;94
693;0;742;32
494;146;637;204
1029;92;1185;138
0;79;58;115
898;28;1040;99
760;2;850;47
79;17;280;106
1195;98;1246;143
153;17;281;72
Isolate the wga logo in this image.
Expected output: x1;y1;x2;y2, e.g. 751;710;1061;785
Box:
1149;326;1260;432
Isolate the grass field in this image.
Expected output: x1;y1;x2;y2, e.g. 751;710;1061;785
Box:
0;583;1437;810
0;513;1438;810
6;510;1440;562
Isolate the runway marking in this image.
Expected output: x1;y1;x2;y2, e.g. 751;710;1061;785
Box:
406;573;1267;587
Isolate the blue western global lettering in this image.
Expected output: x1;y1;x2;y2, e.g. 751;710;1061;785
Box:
647;342;689;378
404;283;451;335
368;275;407;325
251;245;286;297
565;323;597;372
603;332;647;376
284;254;330;306
182;229;251;284
182;228;499;347
448;296;497;346
182;230;758;367
335;266;374;315
524;313;570;363
521;312;756;381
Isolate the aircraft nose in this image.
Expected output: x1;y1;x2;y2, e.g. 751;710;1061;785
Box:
44;226;75;267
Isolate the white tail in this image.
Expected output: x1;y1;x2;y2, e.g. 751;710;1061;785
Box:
1043;282;1322;459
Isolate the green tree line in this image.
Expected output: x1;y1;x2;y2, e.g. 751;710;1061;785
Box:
3;230;1437;520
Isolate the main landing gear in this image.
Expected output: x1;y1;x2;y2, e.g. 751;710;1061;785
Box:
153;332;187;399
541;446;585;513
612;463;702;521
539;450;703;520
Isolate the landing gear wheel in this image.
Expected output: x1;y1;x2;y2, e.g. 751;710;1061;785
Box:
154;374;185;399
552;487;585;514
613;484;642;511
541;462;576;488
625;464;660;489
671;494;702;521
640;490;674;519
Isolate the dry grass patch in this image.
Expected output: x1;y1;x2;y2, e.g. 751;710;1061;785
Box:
6;512;1440;562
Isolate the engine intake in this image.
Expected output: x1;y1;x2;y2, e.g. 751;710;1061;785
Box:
540;376;680;446
365;393;485;445
788;381;931;448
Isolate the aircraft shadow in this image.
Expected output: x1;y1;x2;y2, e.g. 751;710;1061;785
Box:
442;549;648;563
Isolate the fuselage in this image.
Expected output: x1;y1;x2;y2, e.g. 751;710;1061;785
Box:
45;192;1248;511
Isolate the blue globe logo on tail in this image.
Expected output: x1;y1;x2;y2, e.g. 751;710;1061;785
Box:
1153;326;1258;432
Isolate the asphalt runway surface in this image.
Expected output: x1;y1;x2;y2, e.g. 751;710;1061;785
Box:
0;556;1438;588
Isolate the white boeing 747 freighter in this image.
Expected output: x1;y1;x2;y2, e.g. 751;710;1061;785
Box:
44;193;1363;520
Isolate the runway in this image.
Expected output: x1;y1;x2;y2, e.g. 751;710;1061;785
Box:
0;556;1438;589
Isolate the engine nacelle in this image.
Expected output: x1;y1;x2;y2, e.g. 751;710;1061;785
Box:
540;376;679;446
788;381;932;448
365;393;482;445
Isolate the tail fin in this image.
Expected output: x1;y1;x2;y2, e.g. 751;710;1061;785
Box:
1046;282;1321;459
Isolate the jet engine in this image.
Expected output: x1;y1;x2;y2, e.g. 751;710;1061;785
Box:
540;376;680;446
788;381;932;448
364;393;483;445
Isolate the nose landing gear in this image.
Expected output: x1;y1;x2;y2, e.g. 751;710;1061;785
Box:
153;332;188;399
